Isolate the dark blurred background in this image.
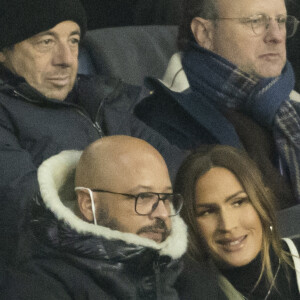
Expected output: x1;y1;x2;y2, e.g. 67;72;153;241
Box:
286;0;300;92
80;0;181;29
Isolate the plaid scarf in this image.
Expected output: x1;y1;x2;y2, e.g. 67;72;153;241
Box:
183;43;300;202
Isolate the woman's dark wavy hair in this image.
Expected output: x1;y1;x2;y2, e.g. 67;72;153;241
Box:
174;145;291;288
177;0;218;51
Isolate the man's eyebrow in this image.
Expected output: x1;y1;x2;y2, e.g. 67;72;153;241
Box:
128;185;173;194
70;30;81;36
160;186;173;193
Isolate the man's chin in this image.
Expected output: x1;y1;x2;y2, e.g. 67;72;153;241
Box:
238;60;285;80
36;85;73;101
252;63;285;79
256;69;283;79
43;89;71;101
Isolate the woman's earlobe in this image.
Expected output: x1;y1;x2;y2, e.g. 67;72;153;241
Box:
191;17;213;50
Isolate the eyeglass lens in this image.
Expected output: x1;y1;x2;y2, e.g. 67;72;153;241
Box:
136;193;183;216
251;15;298;38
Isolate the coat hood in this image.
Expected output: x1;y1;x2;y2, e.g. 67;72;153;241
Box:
37;150;187;260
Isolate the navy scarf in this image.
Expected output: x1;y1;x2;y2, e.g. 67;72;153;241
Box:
182;43;300;203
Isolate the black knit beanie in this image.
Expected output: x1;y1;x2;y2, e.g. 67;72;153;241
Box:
0;0;87;50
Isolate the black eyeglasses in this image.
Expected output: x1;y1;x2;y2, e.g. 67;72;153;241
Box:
91;189;184;217
211;14;299;38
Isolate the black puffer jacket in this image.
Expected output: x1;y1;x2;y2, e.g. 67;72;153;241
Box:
0;68;185;264
3;150;188;300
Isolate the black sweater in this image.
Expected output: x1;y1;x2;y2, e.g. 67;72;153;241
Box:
220;239;299;299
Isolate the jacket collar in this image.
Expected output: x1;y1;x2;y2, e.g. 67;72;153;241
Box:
37;150;187;260
0;65;25;85
158;53;189;92
159;53;189;93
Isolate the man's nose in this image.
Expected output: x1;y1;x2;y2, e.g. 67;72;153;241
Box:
52;42;76;66
264;19;286;43
150;200;169;220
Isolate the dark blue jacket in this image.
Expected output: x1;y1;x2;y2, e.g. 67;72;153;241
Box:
135;78;227;150
135;77;296;209
0;70;185;264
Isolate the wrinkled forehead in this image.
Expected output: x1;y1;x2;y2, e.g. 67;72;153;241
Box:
216;0;287;16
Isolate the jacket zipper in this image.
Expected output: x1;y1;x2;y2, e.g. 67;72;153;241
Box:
75;108;103;138
94;100;105;137
91;80;123;138
13;89;104;137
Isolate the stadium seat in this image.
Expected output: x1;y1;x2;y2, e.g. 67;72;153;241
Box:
78;25;178;85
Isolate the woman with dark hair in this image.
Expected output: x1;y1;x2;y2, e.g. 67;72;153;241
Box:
175;145;300;299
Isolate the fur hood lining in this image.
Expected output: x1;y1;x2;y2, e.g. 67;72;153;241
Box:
37;150;187;259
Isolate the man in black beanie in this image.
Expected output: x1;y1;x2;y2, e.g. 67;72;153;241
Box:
0;0;184;265
0;0;87;100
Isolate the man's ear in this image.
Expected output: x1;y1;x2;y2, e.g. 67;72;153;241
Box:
191;17;214;50
76;190;94;222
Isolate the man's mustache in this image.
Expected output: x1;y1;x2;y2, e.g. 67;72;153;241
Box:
137;219;171;241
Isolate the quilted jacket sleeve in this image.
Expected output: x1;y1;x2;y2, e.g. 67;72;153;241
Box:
0;104;39;264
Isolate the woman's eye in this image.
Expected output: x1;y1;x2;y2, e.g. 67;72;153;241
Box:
197;209;214;217
232;197;249;207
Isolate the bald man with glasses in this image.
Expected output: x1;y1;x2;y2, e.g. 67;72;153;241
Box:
74;136;183;244
2;136;227;300
135;0;300;210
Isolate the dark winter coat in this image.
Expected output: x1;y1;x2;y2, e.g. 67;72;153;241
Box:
1;150;196;300
135;53;300;209
0;150;227;300
0;67;185;264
